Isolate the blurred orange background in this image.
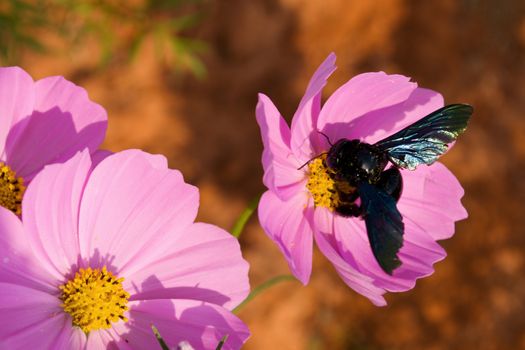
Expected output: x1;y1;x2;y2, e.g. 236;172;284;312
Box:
5;0;525;349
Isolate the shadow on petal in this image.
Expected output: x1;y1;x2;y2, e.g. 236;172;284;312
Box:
320;88;437;146
5;107;106;181
113;275;249;350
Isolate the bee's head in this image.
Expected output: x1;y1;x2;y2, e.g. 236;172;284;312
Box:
325;139;389;183
325;139;356;172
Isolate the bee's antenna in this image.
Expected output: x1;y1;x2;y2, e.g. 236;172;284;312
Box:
297;152;328;170
298;159;312;170
317;131;333;146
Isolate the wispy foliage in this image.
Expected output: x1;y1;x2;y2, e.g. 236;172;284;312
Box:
0;0;207;76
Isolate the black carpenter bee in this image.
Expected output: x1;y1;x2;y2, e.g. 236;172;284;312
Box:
320;104;473;275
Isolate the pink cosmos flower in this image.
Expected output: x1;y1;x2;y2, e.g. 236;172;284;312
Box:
0;67;106;215
256;53;468;306
0;149;250;349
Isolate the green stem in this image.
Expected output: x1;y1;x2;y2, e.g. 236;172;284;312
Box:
230;194;261;238
233;274;296;313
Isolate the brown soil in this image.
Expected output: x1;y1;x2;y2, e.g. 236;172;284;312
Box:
15;1;525;349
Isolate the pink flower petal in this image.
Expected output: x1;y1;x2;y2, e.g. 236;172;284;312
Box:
125;223;250;310
344;88;444;144
90;149;113;169
101;327;135;350
54;328;87;350
290;53;337;160
0;283;73;349
331;213;446;294
5;75;107;180
399;162;467;240
333;217;394;286
0;316;73;350
317;72;417;144
313;206;335;234
0;67;35;159
258;190;313;284
108;322;157;350
85;329;120;350
145;152;169;169
22;150;91;279
313;229;387;306
256;93;305;201
257;55;469;306
124;299;250;350
0;207;56;292
78;150;199;273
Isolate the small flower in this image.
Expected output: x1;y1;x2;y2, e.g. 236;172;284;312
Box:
0;67;107;215
256;53;467;306
0;149;250;349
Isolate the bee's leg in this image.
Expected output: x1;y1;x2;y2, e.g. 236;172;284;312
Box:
337;188;359;203
335;202;362;217
334;180;362;217
376;167;403;202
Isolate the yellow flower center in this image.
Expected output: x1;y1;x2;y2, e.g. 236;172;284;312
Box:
59;267;130;333
305;154;355;211
0;162;25;215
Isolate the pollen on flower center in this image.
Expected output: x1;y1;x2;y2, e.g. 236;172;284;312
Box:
0;162;25;215
305;155;341;210
59;266;130;333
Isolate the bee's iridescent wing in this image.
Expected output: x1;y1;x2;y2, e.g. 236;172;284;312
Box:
374;104;473;170
357;182;404;275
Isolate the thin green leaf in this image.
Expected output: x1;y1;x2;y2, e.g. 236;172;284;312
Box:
128;32;146;62
174;37;208;53
215;335;229;350
152;325;170;350
185;56;207;79
168;13;200;32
